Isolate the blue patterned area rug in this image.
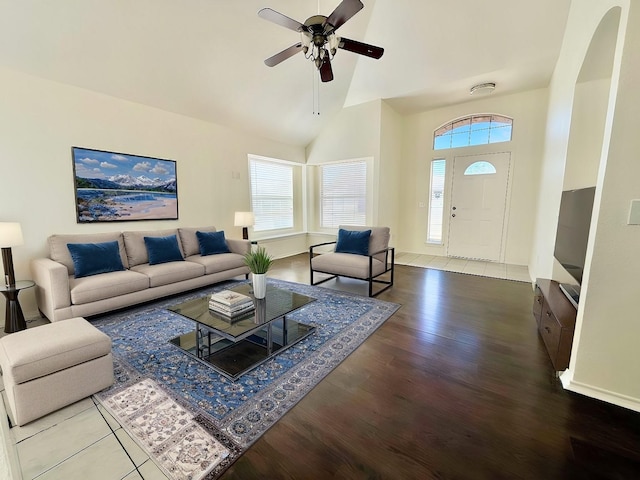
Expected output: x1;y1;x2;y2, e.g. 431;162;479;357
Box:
93;279;400;480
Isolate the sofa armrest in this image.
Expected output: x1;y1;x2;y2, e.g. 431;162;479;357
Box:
370;245;394;260
309;241;337;257
369;247;391;256
30;258;71;320
226;238;251;256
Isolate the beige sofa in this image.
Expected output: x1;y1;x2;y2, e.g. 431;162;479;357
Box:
31;227;250;322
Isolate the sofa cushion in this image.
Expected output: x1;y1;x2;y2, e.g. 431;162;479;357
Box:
0;317;112;384
178;226;217;257
339;225;390;263
131;261;204;287
197;230;230;256
48;232;128;276
186;253;246;275
225;238;251;256
70;270;150;305
311;252;386;279
144;235;184;265
335;228;371;256
123;229;181;267
67;241;125;278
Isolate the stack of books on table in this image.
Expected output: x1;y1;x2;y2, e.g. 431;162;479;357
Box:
209;290;254;318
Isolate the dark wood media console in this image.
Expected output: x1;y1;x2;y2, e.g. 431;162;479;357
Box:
533;278;577;371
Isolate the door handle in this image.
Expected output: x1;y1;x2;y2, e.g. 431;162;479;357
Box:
452;214;456;218
452;206;457;210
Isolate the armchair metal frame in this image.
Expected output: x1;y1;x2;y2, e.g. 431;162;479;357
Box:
309;241;395;297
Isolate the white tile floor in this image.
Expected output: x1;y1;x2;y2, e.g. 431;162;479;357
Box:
0;359;170;480
395;252;532;283
0;254;530;479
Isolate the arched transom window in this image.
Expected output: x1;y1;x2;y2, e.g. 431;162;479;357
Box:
464;161;497;175
434;114;513;150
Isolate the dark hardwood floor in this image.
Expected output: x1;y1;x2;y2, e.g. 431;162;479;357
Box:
221;254;640;480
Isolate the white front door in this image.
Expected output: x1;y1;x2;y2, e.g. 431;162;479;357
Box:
447;152;511;261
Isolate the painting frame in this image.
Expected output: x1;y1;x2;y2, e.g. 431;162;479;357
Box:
72;146;179;223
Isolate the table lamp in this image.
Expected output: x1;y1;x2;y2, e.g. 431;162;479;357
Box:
234;212;255;240
0;222;24;287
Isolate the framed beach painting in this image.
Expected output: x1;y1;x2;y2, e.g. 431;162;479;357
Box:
72;147;178;223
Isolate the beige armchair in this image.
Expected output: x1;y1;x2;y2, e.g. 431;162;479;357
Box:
309;226;395;296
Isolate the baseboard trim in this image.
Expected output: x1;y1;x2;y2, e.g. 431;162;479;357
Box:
561;369;640;413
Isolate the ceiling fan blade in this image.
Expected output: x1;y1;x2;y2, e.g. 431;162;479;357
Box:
258;8;305;32
320;57;334;83
325;0;363;31
264;43;303;67
338;37;384;59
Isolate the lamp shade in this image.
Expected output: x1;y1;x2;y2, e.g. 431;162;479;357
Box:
234;212;255;227
0;222;24;247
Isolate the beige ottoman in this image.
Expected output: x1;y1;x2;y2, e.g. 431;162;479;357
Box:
0;317;114;426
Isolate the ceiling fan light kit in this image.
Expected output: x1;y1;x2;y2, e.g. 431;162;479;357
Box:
258;0;384;83
470;82;496;96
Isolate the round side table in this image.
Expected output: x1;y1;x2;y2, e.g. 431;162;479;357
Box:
1;280;35;334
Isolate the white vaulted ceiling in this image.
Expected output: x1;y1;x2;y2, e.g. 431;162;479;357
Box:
0;0;571;146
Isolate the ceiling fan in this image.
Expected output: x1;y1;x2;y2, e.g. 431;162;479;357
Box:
258;0;384;82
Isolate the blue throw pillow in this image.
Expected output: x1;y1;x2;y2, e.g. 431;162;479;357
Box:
196;230;230;256
67;241;125;278
144;235;184;265
335;229;371;256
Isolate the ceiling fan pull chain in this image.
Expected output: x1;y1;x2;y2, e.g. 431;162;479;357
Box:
317;73;321;115
312;63;319;115
311;63;320;116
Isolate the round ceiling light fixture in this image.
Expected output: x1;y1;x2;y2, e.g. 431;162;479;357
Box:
470;82;496;96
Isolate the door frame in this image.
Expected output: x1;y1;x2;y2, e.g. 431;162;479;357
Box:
444;151;514;263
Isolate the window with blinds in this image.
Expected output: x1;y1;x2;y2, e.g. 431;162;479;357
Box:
320;161;367;228
427;159;446;244
249;158;294;232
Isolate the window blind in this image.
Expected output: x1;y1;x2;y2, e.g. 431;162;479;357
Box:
320;161;367;228
427;159;446;243
249;158;294;231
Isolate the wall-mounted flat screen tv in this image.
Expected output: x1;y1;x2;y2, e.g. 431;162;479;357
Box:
553;186;596;306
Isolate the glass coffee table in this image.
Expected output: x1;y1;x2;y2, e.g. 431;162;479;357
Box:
168;283;316;380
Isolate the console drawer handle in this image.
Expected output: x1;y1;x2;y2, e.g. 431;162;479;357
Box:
544;326;551;334
546;311;552;317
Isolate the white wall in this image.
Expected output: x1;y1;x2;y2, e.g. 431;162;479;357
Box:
378;102;403;244
304;99;404;242
560;2;640;411
552;77;613;286
306;100;381;165
563;78;611;190
530;2;626;281
0;67;305;319
399;89;549;266
305;100;384;231
530;0;640;411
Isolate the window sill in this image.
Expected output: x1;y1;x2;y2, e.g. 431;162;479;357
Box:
306;231;338;237
251;231;307;242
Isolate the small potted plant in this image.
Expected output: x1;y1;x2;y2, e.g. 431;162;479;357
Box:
243;246;273;298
